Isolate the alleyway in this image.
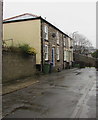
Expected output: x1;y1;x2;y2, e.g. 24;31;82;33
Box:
2;68;96;118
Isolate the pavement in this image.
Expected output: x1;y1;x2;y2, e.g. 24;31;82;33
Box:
2;76;40;95
2;68;78;95
2;67;96;118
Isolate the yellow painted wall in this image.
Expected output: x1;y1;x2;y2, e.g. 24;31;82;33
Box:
3;19;41;64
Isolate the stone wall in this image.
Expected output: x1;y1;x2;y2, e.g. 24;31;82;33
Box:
74;53;96;67
2;51;36;83
41;21;64;71
41;20;73;71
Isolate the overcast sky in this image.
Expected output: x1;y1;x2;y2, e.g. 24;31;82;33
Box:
3;1;96;47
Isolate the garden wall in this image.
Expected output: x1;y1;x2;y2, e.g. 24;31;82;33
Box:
2;50;36;83
73;53;96;67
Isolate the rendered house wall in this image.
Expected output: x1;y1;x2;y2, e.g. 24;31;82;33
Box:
3;19;41;64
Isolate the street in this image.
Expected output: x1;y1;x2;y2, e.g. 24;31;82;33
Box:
2;68;96;118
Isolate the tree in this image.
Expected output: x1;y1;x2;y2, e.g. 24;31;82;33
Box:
92;50;98;58
70;32;93;55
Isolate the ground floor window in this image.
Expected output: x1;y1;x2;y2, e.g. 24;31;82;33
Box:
57;47;60;60
45;45;48;61
66;51;69;62
64;50;67;61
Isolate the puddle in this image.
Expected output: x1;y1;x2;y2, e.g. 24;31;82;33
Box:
5;103;46;118
76;72;81;75
55;85;68;88
89;75;92;78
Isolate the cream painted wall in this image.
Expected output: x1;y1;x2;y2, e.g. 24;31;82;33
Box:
3;19;41;64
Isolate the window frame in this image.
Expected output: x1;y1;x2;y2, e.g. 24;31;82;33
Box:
44;45;48;61
44;25;48;40
64;38;66;46
57;32;59;45
56;46;60;61
64;50;67;61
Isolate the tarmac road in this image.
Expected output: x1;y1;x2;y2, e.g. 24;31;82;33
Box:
2;67;96;118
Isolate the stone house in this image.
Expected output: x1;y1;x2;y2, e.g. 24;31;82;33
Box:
3;13;73;71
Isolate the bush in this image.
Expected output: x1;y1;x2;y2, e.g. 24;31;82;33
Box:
19;44;30;54
92;49;98;58
19;44;37;55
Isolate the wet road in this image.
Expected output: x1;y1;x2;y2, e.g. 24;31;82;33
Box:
2;68;96;118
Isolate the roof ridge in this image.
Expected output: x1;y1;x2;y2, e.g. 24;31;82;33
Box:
3;14;71;39
25;13;39;17
3;13;39;21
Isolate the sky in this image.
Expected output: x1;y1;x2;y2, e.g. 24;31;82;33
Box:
3;0;96;47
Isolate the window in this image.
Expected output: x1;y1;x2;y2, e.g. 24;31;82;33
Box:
70;52;72;61
44;45;48;60
70;52;73;61
57;47;60;60
68;38;70;48
66;38;69;48
44;25;48;40
64;50;67;61
57;32;59;44
70;39;73;47
66;51;69;62
64;38;66;46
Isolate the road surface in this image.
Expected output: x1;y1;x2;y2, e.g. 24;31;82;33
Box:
2;68;96;118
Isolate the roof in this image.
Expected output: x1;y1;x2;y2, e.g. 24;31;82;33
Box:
3;13;40;22
3;13;72;39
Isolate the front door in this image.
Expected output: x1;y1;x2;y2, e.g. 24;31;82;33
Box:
52;48;55;66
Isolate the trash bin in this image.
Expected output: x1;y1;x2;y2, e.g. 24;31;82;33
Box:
74;64;80;68
43;63;50;74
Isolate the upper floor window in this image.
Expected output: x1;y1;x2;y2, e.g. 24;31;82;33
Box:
44;25;48;40
70;39;73;47
66;38;69;48
44;45;48;61
64;38;66;46
68;38;70;48
57;32;59;44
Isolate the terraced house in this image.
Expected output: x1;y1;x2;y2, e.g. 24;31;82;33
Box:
3;13;73;71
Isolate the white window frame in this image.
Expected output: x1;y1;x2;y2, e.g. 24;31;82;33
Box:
66;38;68;48
44;45;48;61
44;25;48;40
64;38;66;46
57;47;60;60
70;51;72;61
57;32;59;44
68;38;70;48
64;50;67;61
66;51;69;62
